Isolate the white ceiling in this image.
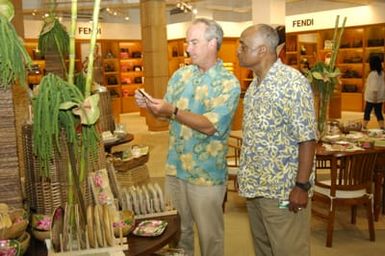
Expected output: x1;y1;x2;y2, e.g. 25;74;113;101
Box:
21;0;385;24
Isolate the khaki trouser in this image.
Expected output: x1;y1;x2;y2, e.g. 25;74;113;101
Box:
246;197;311;256
165;175;226;256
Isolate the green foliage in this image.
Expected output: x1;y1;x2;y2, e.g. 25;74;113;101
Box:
74;72;86;96
0;0;14;21
0;15;31;89
38;16;69;57
32;73;99;177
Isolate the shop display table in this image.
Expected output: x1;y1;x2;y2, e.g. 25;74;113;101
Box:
126;214;181;256
25;214;180;256
104;133;134;153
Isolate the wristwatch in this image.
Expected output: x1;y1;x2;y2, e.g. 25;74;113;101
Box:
170;106;179;120
295;181;312;192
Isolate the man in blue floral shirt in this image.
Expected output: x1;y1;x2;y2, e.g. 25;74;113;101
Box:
135;18;240;256
237;24;317;256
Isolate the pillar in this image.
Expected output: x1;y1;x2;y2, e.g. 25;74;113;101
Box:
140;0;169;131
252;0;285;26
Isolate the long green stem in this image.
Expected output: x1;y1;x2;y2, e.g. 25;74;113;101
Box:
85;0;101;98
68;0;77;84
54;33;68;79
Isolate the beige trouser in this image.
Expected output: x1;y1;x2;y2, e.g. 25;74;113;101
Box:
165;175;226;256
246;197;311;256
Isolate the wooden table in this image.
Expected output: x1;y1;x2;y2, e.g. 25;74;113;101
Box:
316;143;385;221
104;133;134;153
25;214;180;256
125;214;181;256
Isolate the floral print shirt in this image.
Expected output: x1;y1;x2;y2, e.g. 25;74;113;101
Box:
238;59;316;200
164;60;240;186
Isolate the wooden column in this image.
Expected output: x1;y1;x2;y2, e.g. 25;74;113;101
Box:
140;0;169;131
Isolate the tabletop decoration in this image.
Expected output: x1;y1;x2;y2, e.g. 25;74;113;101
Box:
306;15;347;138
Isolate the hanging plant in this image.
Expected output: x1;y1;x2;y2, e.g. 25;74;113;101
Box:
32;73;100;177
38;14;70;77
0;2;31;89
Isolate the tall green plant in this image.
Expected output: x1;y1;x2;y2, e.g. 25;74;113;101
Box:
0;5;31;89
306;15;347;136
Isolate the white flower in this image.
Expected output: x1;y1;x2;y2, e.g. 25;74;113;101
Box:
204;112;219;126
181;153;194;172
222;80;234;93
206;140;223;157
181;71;193;81
181;125;192;139
165;164;177;176
195;85;209;101
176;98;189;110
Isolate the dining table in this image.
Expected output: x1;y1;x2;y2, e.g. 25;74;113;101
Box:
316;133;385;221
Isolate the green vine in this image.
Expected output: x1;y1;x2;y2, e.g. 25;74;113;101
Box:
32;73;99;177
0;15;31;89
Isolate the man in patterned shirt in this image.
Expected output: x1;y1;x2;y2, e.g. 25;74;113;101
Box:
237;24;317;255
135;18;240;256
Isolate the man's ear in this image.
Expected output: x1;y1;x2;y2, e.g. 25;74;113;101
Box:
209;38;217;50
257;45;267;56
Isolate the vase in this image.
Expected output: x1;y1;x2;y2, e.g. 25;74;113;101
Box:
317;92;330;139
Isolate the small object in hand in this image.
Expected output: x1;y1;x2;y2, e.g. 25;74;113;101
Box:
138;89;153;103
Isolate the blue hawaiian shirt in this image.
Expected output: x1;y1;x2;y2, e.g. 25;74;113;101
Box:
238;59;316;199
164;60;240;186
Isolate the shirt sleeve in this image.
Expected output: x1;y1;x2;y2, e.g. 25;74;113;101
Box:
204;78;241;136
288;75;317;142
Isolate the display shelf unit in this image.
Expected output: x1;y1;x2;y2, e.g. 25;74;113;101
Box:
119;41;143;113
287;23;385;112
167;39;190;76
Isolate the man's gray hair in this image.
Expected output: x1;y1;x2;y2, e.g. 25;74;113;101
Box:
192;18;224;51
256;24;279;53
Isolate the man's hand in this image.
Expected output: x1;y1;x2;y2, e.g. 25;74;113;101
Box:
288;186;309;213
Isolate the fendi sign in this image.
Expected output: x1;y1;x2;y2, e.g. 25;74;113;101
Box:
78;26;102;35
292;18;314;28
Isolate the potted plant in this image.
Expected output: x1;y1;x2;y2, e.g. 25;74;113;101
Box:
306;15;347;138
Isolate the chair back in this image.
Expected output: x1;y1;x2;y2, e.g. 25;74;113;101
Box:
318;151;378;196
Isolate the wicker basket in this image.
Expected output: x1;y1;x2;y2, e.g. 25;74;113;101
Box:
115;165;150;188
97;91;115;133
17;231;31;255
22;123;106;215
0;88;23;208
113;154;149;172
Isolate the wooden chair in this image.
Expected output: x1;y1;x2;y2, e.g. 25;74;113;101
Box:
222;134;242;212
226;134;242;192
313;151;378;247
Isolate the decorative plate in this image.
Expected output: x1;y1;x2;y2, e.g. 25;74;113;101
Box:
50;206;64;252
133;220;168;237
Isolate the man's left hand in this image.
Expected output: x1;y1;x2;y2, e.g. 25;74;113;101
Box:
288;187;308;213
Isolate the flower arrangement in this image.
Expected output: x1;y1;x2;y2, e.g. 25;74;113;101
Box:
306;15;347;137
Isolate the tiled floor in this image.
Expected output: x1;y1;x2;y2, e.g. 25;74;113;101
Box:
116;111;385;256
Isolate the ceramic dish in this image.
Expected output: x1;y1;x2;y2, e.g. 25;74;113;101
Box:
102;205;113;246
94;205;104;247
86;205;95;248
50;206;64;252
154;183;165;212
133;220;168;237
148;183;161;213
0;239;20;256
